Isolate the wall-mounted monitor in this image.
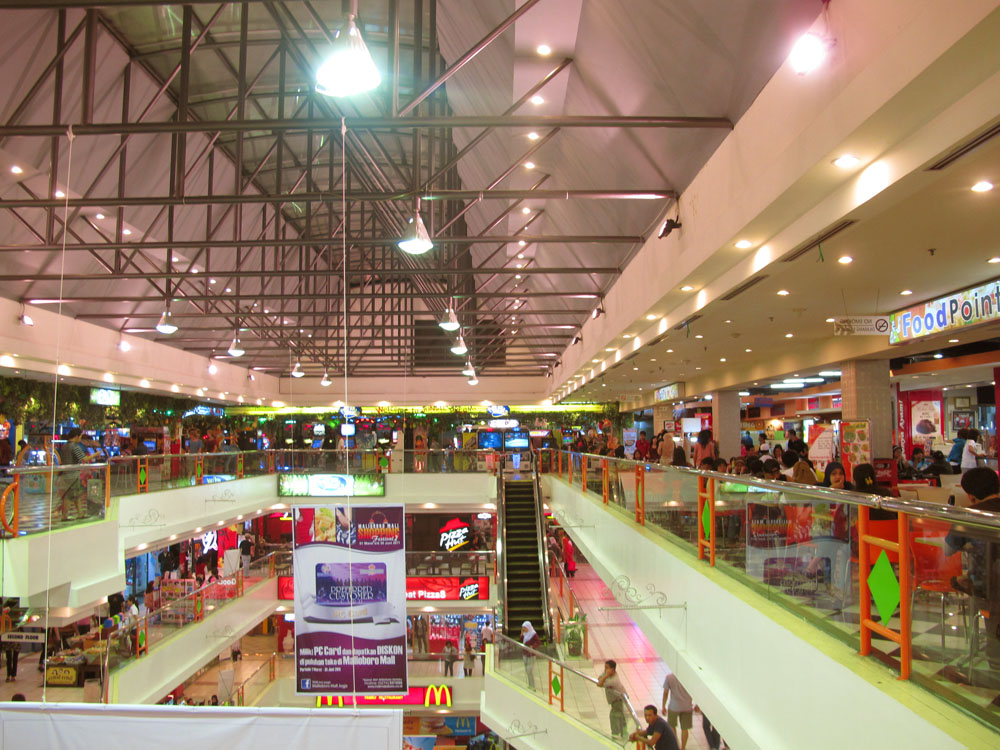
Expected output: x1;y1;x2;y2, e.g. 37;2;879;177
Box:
90;388;120;406
477;431;503;450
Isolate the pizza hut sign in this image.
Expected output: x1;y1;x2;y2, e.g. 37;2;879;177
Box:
459;579;481;600
439;518;470;551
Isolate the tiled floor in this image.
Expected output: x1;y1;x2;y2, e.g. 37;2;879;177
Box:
552;564;719;750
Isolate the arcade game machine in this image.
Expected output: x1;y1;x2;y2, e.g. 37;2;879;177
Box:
477;429;503;473
504;430;530;471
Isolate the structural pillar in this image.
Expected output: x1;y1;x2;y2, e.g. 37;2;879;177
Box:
711;391;742;459
840;359;893;458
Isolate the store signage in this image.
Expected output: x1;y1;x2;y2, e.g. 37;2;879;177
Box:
488;418;519;429
487;405;511;418
654;383;682;402
278;472;385;497
438;518;470;550
833;316;890;336
753;397;774;407
90;388;120;406
1;631;45;644
45;665;78;686
315;684;451;707
277;575;295;600
890;278;1000;343
339;406;361;418
200;531;218;552
405;577;490;601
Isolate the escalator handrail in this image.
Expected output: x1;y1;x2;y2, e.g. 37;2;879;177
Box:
496;472;508;632
531;452;553;638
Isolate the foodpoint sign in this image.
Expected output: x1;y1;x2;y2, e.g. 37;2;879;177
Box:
890;279;1000;343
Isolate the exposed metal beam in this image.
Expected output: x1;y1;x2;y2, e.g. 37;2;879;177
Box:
0;115;732;137
27;291;600;303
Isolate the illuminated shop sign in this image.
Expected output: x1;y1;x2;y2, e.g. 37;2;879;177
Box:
890;278;1000;343
654;383;683;402
487;405;511;418
90;388;120;406
438;518;471;550
315;684;451;707
488;418;519;429
277;472;385;497
405;577;490;601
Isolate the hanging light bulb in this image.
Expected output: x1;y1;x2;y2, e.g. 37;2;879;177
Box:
291;362;304;378
321;372;332;387
315;5;381;97
789;32;830;75
438;306;460;332
398;198;433;255
227;335;245;357
155;309;177;334
467;375;479;386
462;361;476;377
450;335;467;356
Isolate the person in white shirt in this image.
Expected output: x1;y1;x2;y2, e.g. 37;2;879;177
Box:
962;429;985;473
479;622;494;672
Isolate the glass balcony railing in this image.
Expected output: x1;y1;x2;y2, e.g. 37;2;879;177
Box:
405;550;495;578
545;449;1000;732
0;448;504;538
491;633;643;743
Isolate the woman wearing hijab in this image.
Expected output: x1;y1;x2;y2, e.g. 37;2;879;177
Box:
520;621;541;689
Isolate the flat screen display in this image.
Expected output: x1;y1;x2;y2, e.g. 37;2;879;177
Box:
143;439;157;452
277;472;385;497
504;431;530;449
90;388;120;406
477;431;503;450
340;423;356;437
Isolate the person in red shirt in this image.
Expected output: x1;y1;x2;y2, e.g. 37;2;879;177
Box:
561;530;577;578
634;431;650;460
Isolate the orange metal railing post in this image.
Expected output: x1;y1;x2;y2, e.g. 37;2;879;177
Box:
236;454;244;479
269;555;276;579
269;652;277;681
236;568;245;597
635;465;645;525
105;463;111;508
695;475;717;566
568;453;574;486
195;456;204;484
1;476;20;537
136;456;148;493
136;616;148;657
558;450;563;478
858;505;872;657
559;664;565;712
898;512;912;679
581;455;587;492
548;660;553;704
602;459;609;504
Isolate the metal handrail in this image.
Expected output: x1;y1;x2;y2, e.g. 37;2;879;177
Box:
9;462;109;474
557;449;1000;532
531;451;553;638
496;471;508;632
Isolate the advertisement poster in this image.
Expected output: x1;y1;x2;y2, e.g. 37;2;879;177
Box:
806;424;836;473
910;399;943;452
293;505;407;695
839;420;872;482
622;429;637;457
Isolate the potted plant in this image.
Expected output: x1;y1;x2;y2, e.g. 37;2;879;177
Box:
564;613;586;657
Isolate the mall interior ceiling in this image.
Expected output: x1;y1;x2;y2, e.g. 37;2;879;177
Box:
0;0;998;408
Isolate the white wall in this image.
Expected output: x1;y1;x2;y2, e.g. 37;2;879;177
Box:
0;703;402;750
110;578;278;705
544;477;988;750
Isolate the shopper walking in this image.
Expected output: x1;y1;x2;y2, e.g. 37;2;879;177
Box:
662;670;694;750
596;659;628;739
702;713;721;750
480;621;494;672
3;639;19;682
462;642;475;677
239;533;253;572
520;621;541;690
442;639;458;677
961;429;985;473
561;531;577;579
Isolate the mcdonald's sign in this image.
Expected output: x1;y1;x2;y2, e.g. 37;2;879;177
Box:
424;684;451;707
314;684;451;707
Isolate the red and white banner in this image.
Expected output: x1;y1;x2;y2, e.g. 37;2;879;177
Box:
405;577;489;601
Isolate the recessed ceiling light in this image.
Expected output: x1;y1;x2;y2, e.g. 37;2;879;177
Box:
971;181;993;192
933;353;943;359
10;165;22;175
777;289;789;296
623;333;632;339
724;319;733;324
95;213;105;220
225;287;232;293
536;44;552;56
633;366;639;371
825;317;835;323
900;289;913;296
517;253;524;259
833;154;860;168
645;314;659;320
521;207;531;214
784;333;794;338
734;239;753;249
695;334;703;339
122;228;132;236
989;257;1000;264
54;189;64;198
719;357;727;362
680;285;694;292
527;132;540;141
665;349;673;353
518;240;526;247
695;366;702;370
523;161;535;169
745;348;752;352
838;255;852;264
529;94;545;105
605;347;616;352
209;278;217;284
650;358;656;362
948;338;959;343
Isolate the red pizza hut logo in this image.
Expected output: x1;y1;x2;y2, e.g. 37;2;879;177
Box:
439;518;470;551
459;579;480;600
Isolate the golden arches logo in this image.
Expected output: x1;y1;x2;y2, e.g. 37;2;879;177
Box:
424;684;451;707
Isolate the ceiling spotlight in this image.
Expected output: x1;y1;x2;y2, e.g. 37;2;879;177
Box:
524;161;536;169
208;363;218;375
789;32;831;75
462;361;476;377
119;338;131;352
291;362;305;377
210;278;217;285
122;228;132;236
398;199;433;255
825;317;835;323
315;7;381;97
900;289;913;296
838;255;853;264
530;95;544;105
439;307;461;331
833;154;860;168
18;312;33;327
784;333;794;338
10;165;23;175
933;353;943;359
140;379;150;388
571;333;582;346
227;335;245;358
527;132;540;141
54;190;65;198
777;289;790;296
680;285;694;292
317;371;331;387
988;257;1000;264
971;181;994;193
536;44;551;56
591;305;605;320
451;336;468;356
95;213;105;220
734;239;753;250
518;240;526;247
155;309;178;334
657;218;682;239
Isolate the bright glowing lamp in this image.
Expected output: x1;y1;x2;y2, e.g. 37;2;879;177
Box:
155;309;178;334
398;202;433;255
439;307;460;331
789;32;829;75
315;11;381;97
450;336;468;356
227;336;245;357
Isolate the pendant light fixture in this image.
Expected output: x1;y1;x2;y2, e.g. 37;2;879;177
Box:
227;333;245;358
155;308;178;335
461;361;476;377
398;197;433;255
291;361;304;378
450;335;467;356
321;372;332;387
439;303;460;332
467;375;479;386
315;1;381;97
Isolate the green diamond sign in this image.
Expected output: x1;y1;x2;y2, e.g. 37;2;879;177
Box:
138;630;146;648
867;550;900;625
138;467;147;484
701;500;711;541
551;674;561;696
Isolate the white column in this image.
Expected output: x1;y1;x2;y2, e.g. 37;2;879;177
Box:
712;391;742;459
840;359;893;457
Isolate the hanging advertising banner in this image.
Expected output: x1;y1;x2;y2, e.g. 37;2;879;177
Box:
889;278;1000;343
807;424;836;474
838;420;872;482
279;473;385;497
293;505;407;695
405;577;490;601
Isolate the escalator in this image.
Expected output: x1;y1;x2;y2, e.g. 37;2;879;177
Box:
500;477;549;635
